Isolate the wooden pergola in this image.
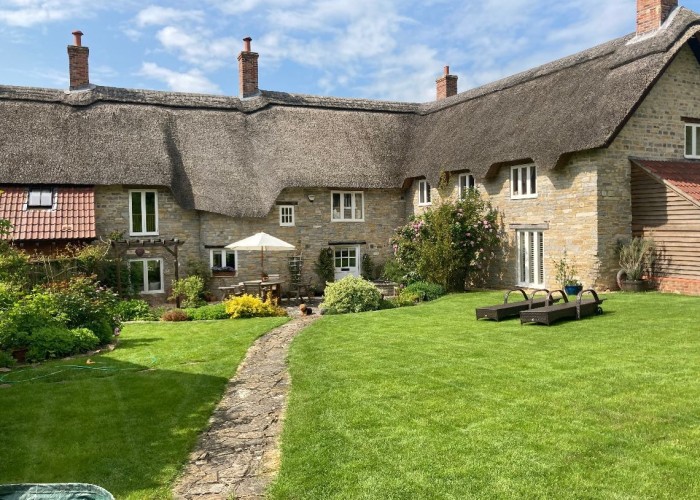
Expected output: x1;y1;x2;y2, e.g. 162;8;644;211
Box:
111;238;185;305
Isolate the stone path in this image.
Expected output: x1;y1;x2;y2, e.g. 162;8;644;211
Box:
174;309;319;500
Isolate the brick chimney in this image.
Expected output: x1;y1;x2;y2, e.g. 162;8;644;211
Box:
237;37;259;98
637;0;678;35
436;66;458;101
67;30;89;90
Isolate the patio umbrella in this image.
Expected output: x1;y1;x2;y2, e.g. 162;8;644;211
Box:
225;232;295;277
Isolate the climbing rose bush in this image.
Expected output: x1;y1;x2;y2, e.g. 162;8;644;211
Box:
390;190;502;291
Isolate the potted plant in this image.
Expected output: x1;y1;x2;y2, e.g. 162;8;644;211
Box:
554;252;583;296
617;237;655;292
211;266;236;277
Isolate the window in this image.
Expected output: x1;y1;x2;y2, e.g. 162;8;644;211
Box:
210;249;236;271
418;180;431;206
279;205;295;226
458;174;475;198
27;188;54;209
129;190;158;235
516;230;544;287
685;123;700;158
331;191;364;221
511;164;537;199
129;258;164;294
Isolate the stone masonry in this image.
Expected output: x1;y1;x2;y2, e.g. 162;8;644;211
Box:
93;46;700;298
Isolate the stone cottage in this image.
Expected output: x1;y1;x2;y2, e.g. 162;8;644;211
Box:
2;0;700;297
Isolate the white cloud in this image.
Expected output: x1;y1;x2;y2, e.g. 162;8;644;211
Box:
139;62;221;94
155;25;237;71
135;6;204;27
0;0;118;27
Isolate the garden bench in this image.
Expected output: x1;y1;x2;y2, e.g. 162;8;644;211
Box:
476;288;556;321
519;289;604;326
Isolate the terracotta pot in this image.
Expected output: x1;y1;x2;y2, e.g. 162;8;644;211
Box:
621;280;646;292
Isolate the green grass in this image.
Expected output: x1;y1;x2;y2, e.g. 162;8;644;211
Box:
270;292;700;499
0;317;287;499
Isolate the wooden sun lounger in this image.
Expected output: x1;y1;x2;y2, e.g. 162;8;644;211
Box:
519;289;604;326
476;288;556;321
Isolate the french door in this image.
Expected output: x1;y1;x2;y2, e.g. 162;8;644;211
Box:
516;230;544;287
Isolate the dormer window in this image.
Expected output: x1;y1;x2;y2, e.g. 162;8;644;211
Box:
458;174;475;198
418;180;431;206
27;188;54;209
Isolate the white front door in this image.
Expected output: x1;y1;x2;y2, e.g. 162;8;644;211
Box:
334;246;360;280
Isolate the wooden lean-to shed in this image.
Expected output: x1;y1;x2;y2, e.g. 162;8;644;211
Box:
631;159;700;293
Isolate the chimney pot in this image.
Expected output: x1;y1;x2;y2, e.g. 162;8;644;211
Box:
436;66;458;101
243;37;252;52
72;30;83;46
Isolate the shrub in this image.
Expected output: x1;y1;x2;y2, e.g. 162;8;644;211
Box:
361;254;375;280
0;299;58;350
320;276;382;314
115;299;158;321
0;282;24;312
161;309;189;322
0;241;31;286
391;192;502;291
314;247;335;286
225;294;286;319
26;325;82;362
169;276;206;308
393;290;420;307
0;350;16;368
403;281;445;302
185;303;229;321
27;276;120;344
70;327;100;352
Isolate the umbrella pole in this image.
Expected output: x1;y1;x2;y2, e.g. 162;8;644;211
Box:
260;247;264;278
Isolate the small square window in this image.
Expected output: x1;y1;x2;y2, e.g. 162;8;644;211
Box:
279;205;295;226
511;165;537;199
210;249;236;273
458;174;475;198
129;258;164;294
418;180;431;206
27;188;54;208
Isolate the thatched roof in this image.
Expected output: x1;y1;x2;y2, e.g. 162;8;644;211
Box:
1;7;700;217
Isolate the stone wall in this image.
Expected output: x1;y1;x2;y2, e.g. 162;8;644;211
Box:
403;44;700;292
95;185;405;301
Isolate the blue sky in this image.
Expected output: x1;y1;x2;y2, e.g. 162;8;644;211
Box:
2;0;700;102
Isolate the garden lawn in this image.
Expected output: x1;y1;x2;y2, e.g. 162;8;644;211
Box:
0;317;287;499
270;292;700;499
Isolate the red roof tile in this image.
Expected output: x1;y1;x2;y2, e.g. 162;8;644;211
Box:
0;186;96;241
633;160;700;205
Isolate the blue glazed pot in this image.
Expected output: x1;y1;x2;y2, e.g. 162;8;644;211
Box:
564;284;583;297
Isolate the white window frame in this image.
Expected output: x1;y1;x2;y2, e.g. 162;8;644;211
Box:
418;180;432;206
516;230;544;288
685;123;700;159
458;174;475;198
279;205;295;226
129;258;164;294
331;191;365;222
209;249;237;271
510;164;537;199
129;190;159;236
26;187;55;209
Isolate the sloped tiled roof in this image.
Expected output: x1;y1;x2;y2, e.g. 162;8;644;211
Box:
631;159;700;204
0;186;96;240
